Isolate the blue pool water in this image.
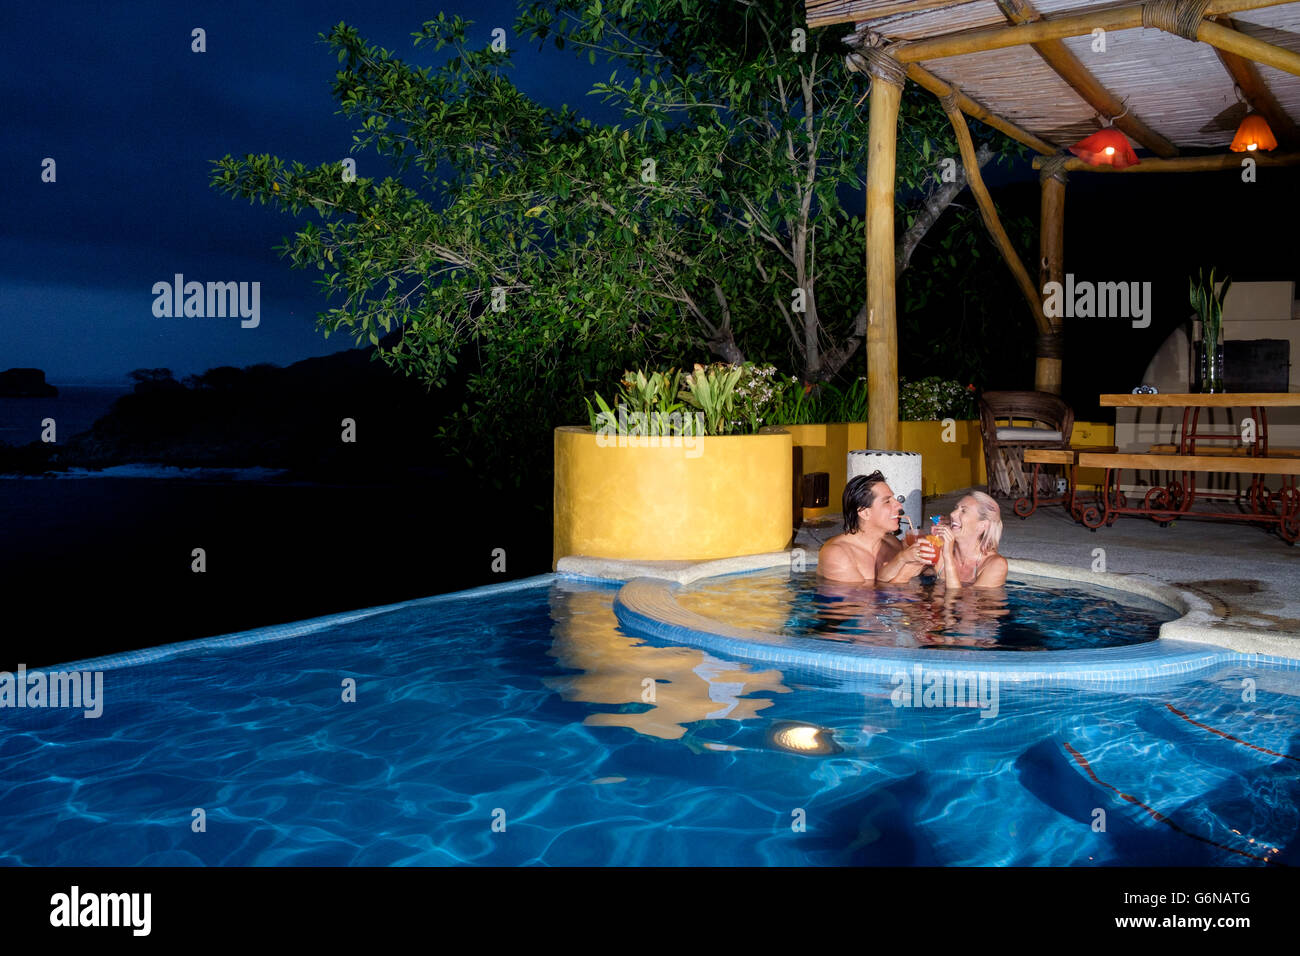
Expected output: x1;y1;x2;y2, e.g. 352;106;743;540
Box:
678;569;1177;650
2;574;1297;866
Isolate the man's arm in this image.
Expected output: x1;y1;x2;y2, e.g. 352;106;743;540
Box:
877;536;933;583
818;540;872;583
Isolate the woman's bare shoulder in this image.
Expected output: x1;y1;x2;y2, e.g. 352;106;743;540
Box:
976;552;1009;586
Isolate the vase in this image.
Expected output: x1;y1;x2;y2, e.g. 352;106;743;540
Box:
1196;338;1224;393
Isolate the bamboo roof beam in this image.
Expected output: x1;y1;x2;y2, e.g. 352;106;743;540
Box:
903;61;1060;154
937;89;1051;336
889;0;1294;63
1031;149;1300;170
1196;17;1300;78
994;0;1179;157
1210;18;1300;147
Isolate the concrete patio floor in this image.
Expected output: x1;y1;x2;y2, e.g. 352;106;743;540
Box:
793;486;1300;645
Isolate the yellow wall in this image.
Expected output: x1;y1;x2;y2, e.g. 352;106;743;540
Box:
784;423;867;520
787;420;1115;519
553;426;792;567
900;420;985;498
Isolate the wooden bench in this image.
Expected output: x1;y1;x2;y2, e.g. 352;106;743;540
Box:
1074;452;1300;542
1013;445;1117;519
1076;452;1300;475
1148;443;1300;456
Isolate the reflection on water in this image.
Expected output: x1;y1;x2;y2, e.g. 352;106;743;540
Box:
808;579;1008;648
545;584;791;741
675;569;1173;651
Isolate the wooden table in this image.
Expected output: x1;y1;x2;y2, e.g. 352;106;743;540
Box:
1100;392;1300;456
1082;393;1300;541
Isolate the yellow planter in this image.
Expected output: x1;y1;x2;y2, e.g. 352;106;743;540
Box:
553;426;793;567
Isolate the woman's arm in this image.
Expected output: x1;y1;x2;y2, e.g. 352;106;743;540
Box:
934;525;963;589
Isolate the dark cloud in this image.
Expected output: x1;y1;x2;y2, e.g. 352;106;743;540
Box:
3;0;602;382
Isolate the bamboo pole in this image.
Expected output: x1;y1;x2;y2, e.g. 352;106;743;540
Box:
938;93;1051;337
866;76;903;451
891;0;1292;63
1037;174;1066;394
905;62;1058;154
994;0;1178;157
1197;18;1300;78
1031;150;1300;171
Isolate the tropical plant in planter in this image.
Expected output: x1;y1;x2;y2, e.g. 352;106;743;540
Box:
680;363;745;435
585;368;702;437
1190;267;1232;393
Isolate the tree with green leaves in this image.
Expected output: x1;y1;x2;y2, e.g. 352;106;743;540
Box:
211;1;1026;477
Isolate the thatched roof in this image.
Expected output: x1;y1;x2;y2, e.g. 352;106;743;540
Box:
807;0;1300;155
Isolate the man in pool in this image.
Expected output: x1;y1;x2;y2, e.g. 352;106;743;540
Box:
818;471;937;584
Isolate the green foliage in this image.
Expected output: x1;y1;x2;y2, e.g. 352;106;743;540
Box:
1189;267;1232;346
585;363;875;432
586;368;699;435
898;377;977;421
210;3;1023;484
680;363;745;435
732;363;792;432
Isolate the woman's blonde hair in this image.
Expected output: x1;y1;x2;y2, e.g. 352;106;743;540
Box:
967;491;1003;554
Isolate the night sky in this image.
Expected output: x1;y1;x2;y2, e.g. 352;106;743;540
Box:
2;0;608;384
5;2;1296;391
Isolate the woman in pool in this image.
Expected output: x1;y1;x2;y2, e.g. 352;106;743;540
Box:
930;491;1008;589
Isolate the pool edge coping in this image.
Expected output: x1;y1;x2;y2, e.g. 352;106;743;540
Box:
48;573;558;673
557;551;1300;661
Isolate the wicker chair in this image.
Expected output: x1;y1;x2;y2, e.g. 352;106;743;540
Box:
978;391;1074;498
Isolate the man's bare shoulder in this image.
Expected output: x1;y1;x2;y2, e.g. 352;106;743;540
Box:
818;535;871;582
878;533;903;555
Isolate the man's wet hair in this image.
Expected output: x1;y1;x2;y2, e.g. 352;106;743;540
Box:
843;470;888;534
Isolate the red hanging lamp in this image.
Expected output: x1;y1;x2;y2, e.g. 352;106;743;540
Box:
1069;127;1140;168
1069;105;1141;169
1229;113;1278;152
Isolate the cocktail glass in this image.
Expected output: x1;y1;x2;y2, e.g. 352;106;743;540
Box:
924;516;949;565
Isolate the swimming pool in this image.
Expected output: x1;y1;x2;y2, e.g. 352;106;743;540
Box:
2;572;1297;866
675;568;1176;650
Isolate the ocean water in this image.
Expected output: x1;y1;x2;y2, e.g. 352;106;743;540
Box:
0;384;130;445
1;576;1296;866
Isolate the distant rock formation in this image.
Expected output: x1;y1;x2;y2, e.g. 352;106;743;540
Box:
0;368;58;397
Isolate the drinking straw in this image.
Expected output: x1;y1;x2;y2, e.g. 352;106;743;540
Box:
902;514;916;534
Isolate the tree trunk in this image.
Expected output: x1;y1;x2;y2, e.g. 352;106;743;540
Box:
708;335;746;365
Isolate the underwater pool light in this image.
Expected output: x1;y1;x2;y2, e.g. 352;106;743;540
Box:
768;721;842;756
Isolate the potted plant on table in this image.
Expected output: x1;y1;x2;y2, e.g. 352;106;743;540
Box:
1190;267;1232;393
